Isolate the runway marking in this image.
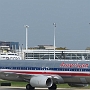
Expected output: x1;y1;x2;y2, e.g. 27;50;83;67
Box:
0;87;90;90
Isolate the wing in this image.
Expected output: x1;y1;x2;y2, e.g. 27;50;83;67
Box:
0;69;64;84
0;69;32;82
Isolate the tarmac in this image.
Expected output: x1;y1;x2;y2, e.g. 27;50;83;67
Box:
0;87;90;90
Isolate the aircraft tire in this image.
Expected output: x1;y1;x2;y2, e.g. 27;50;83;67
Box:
48;83;57;90
26;84;35;90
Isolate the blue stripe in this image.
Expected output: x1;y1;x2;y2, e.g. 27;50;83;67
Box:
0;67;90;72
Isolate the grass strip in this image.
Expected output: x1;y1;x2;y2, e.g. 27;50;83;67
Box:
0;80;90;89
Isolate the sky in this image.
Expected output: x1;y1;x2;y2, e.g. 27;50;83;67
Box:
0;0;90;50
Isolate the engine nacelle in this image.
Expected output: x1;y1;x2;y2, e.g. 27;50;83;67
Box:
68;83;88;87
30;76;53;88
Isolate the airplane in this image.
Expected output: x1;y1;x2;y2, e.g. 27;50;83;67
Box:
0;59;90;90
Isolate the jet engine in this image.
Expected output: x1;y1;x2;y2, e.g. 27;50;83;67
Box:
30;76;53;88
68;83;88;87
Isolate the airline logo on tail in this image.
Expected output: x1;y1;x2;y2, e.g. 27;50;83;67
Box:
60;62;89;68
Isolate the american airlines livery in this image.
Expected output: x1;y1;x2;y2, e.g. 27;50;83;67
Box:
0;60;90;90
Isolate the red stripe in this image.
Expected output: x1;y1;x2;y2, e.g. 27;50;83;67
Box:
2;70;90;76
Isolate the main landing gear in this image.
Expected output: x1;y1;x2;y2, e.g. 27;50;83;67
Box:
26;83;57;90
26;84;35;90
48;83;57;90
